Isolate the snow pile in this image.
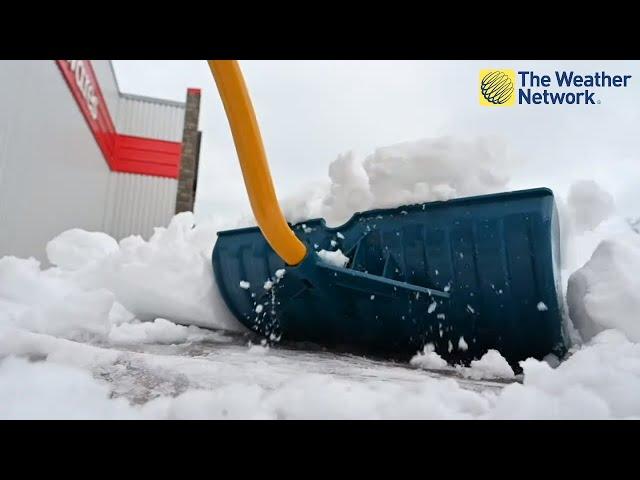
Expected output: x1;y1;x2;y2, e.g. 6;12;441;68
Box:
70;213;240;330
0;212;243;345
559;179;629;278
557;179;640;344
567;233;640;342
284;136;512;226
486;330;640;419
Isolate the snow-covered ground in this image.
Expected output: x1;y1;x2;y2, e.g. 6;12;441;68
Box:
2;137;640;419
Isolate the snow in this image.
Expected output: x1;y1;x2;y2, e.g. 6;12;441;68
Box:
316;249;349;268
284;137;512;227
462;350;515;380
410;343;448;370
108;318;206;346
1;213;241;339
239;281;250;289
46;229;119;271
567;180;615;233
2;135;640;418
0;356;139;420
567;233;640;342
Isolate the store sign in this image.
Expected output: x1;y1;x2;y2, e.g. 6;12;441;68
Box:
56;60;117;163
66;60;99;119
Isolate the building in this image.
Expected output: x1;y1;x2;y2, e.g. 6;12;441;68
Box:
0;60;202;262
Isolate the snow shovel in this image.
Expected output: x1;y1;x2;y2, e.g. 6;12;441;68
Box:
208;60;567;366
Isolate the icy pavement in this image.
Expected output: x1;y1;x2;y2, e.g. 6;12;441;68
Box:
0;326;516;419
98;333;510;406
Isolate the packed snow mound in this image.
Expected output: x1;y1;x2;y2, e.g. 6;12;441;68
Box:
0;212;244;344
46;229;119;270
486;329;640;419
567;180;615;233
283;136;513;226
567;233;640;343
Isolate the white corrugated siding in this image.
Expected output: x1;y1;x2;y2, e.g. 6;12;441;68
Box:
0;61;185;261
0;61;112;262
92;61;121;119
106;93;185;240
115;94;185;142
104;172;178;240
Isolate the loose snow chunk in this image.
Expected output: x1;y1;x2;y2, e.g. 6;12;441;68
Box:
463;350;515;380
263;280;273;290
427;301;437;314
410;344;448;370
275;269;286;279
239;281;251;290
537;301;548;311
255;305;264;314
317;249;349;268
458;336;469;351
336;232;345;240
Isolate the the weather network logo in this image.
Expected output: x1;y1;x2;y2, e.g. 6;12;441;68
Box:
479;69;516;106
479;68;632;106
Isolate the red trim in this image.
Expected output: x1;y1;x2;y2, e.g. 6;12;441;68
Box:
113;135;182;178
56;60;186;179
187;88;201;95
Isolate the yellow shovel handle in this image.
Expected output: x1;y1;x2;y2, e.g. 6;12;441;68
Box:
208;60;307;266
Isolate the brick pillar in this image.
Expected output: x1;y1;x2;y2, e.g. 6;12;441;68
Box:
175;88;202;214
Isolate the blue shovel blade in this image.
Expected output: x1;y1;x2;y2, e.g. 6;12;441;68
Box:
212;188;567;366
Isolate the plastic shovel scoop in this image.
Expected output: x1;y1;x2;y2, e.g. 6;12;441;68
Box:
208;60;567;366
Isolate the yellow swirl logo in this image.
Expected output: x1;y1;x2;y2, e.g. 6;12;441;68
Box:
479;69;516;106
